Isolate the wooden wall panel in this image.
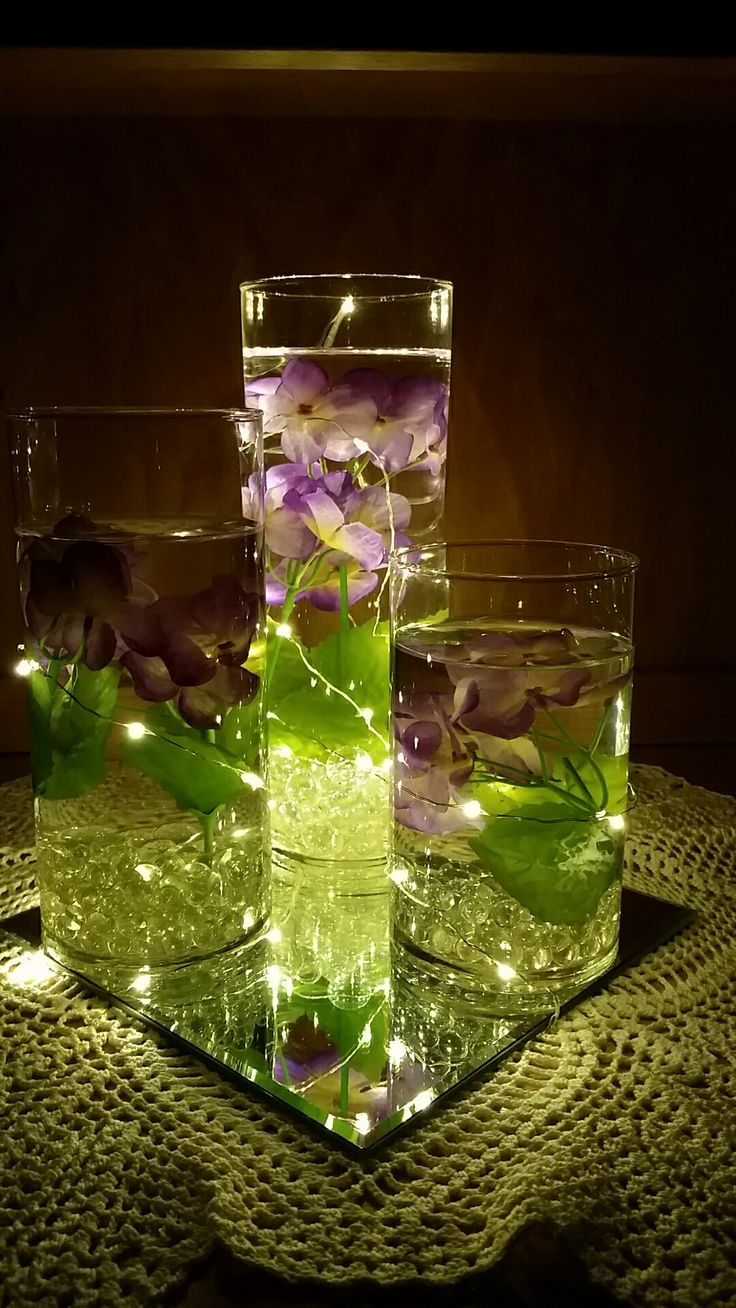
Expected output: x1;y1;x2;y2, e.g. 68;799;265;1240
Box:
1;117;734;723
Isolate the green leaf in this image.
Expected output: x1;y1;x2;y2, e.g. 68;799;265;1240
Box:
27;668;53;792
40;664;120;801
471;798;621;925
269;621;390;761
218;700;261;766
120;730;246;816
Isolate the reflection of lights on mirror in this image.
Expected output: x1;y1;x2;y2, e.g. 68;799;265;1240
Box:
135;863;153;882
1;949;56;988
324;1114;335;1131
355;751;373;774
131;968;151;994
242;911;255;930
266;926;282;944
388;1038;407;1070
389;867;409;885
360;1023;373;1047
354;1112;372;1136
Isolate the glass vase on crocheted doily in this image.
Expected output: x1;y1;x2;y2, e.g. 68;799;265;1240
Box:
8;408;268;1003
241;274;452;1003
390;540;638;1016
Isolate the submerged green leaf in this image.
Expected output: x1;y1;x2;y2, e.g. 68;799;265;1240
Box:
120;730;246;815
269;621;390;761
471;797;622;925
39;664;120;801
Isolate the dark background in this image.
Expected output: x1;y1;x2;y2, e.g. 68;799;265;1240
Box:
1;46;735;798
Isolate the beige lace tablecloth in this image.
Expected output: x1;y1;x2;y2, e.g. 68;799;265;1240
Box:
1;766;734;1307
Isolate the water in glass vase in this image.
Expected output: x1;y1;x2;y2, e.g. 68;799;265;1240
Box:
243;347;451;998
20;517;268;1002
391;619;632;1015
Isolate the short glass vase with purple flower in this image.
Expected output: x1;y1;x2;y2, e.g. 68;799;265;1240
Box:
241;275;452;1002
9;409;268;1003
390;541;638;1016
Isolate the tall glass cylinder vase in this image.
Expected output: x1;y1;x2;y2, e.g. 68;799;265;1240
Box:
241;274;452;1003
390;540;637;1016
8;408;268;1004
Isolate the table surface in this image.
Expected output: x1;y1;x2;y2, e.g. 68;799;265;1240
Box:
1;766;734;1308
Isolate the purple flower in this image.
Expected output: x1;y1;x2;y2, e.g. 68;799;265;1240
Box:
350;484;412;556
274;1015;340;1086
281;481;385;572
121;574;260;729
394;696;478;835
247;358;376;463
330;370;448;473
24;530;159;672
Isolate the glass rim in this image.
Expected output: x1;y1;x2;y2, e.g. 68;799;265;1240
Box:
6;406;262;421
391;538;640;582
238;272;453;301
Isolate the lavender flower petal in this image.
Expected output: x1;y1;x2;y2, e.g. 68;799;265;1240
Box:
121;651;178;702
85;620;117;671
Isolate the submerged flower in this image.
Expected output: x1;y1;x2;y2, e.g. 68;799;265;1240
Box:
262;470;411;611
121;574;260;729
393;695;477;835
328;370;448;473
23;522;159;672
247;357;375;463
437;627;628;741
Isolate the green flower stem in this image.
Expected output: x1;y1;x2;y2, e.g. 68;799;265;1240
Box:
338;563;350;635
561;756;596;806
473;768;593;814
543;708;609;811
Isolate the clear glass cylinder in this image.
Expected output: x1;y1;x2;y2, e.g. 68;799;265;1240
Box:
240;274;453;1002
8;407;268;1003
390;540;638;1016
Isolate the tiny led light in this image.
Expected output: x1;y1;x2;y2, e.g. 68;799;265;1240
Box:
275;622;292;639
388;1038;407;1069
340;294;356;315
496;962;517;982
461;800;483;820
608;813;625;831
125;722;148;741
389;867;409;885
131;969;151;994
355;751;373;773
15;658;40;677
240;771;264;790
266;926;282;944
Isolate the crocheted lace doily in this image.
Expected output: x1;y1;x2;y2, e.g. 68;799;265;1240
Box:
0;766;734;1307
